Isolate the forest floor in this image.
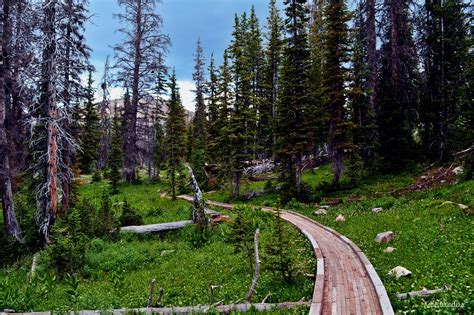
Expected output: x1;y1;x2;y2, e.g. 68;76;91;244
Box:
0;175;314;312
205;164;474;313
0;165;472;313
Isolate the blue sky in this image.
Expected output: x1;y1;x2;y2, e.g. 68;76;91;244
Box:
85;0;284;110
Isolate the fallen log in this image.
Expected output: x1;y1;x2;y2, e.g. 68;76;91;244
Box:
120;221;193;234
0;302;310;315
396;284;450;300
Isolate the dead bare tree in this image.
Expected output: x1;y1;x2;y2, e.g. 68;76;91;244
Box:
246;228;261;303
113;0;170;183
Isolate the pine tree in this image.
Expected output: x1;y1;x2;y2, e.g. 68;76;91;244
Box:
215;50;234;189
276;0;311;198
80;71;101;174
348;1;378;173
108;103;123;195
323;0;353;187
377;0;419;172
264;208;294;282
165;69;186;200
309;0;329;155
151;53;167;181
263;0;284;157
207;54;220;148
228;13;256;198
98;56;112;170
247;6;265;158
189;39;209;187
420;0;471;161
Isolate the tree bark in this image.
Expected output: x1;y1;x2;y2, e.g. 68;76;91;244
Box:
0;0;22;241
246;229;261;303
41;0;59;242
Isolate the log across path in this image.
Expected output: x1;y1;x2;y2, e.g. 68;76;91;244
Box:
179;195;394;315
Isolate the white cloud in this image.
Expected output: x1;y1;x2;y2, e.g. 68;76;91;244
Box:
177;80;195;112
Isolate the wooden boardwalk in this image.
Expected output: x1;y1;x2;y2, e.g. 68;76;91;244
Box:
179;195;394;315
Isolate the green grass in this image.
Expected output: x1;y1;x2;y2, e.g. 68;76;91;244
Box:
204;165;473;312
284;179;474;313
77;177;192;224
0;174;314;312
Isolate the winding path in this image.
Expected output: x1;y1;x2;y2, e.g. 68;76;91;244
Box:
179;195;394;315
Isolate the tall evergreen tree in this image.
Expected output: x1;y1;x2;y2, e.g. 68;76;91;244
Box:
378;0;419;171
152;54;167;181
263;0;284;157
228;13;255;198
420;0;471;161
347;1;377;178
58;0;92;214
309;0;329;156
215;50;234;189
247;6;266;158
189;38;209;187
276;0;311;197
80;71;101;174
323;0;352;187
165;70;186;200
207;53;220;149
108;103;123;194
98;55;112;170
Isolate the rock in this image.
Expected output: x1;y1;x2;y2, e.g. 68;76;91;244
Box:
457;203;469;210
319;205;330;209
375;231;395;244
335;214;345;222
372;207;383;213
388;266;412;279
160;250;175;256
453;166;464;175
315;209;327;215
384;247;396;253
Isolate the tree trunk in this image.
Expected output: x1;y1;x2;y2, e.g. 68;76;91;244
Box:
233;170;241;199
246;229;260;303
0;0;22;241
367;0;377;111
41;0;59;242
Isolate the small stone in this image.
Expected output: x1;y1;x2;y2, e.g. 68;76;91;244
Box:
458;203;469;210
420;175;428;180
160;250;175;257
375;231;395;244
336;214;345;222
440;180;446;183
384;247;395;253
320;205;330;209
372;207;383;213
388;266;412;279
315;209;327;215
